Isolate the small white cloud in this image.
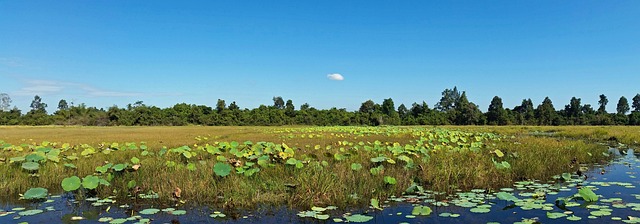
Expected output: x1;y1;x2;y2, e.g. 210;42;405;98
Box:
327;73;344;81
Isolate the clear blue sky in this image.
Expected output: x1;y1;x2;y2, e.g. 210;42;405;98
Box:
1;1;639;113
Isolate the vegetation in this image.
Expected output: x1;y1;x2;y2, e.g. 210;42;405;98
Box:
1;125;624;209
3;88;640;126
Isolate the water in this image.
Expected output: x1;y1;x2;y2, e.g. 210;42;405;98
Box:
2;149;638;224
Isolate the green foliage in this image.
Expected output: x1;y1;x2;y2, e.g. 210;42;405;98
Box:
213;162;232;177
578;187;598;202
383;176;397;185
61;176;81;191
82;175;100;190
23;187;48;200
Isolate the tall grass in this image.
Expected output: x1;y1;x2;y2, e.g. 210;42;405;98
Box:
0;126;621;209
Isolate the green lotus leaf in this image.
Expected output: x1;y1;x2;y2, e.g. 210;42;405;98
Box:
82;175;100;190
213;162;232;177
22;161;40;171
61;176;81;191
345;214;373;223
23;187;48;200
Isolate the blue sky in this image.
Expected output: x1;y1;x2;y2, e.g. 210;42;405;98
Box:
1;1;639;113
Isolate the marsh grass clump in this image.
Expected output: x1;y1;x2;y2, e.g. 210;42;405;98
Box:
0;126;619;209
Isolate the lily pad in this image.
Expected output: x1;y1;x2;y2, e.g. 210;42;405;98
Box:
139;208;160;215
411;206;432;216
23;187;48;200
345;214;373;223
18;209;43;216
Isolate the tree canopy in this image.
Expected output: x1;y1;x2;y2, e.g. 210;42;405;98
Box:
2;90;640;126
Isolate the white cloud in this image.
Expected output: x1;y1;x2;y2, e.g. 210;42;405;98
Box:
327;73;344;81
13;79;143;97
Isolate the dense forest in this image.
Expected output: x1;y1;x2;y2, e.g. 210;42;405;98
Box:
2;87;640;126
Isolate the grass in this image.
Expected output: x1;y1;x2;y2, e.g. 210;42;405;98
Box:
0;125;628;209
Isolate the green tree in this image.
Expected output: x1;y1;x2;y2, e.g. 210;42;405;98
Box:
632;94;640;112
616;96;630;115
436;86;460;112
563;97;583;125
30;95;48;113
57;99;69;111
285;99;295;118
513;99;535;125
272;96;285;109
453;92;483;125
597;94;608;114
486;96;508;125
535;97;557;125
216;99;226;113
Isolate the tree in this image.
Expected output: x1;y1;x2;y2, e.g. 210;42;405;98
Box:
58;99;69;111
486;96;507;125
359;100;376;114
397;103;409;120
597;94;608;114
616;96;630;115
272;96;285;109
30;95;48;113
535;97;557;125
632;94;640;112
285;99;295;117
228;101;240;111
0;93;11;111
563;97;583;124
453;92;483;125
436;86;460;112
513;99;535;125
216;99;226;113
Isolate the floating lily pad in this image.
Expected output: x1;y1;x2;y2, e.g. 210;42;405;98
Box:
345;214;373;223
23;187;48;200
169;210;186;215
470;207;491;213
18;209;43;216
411;206;432;216
139;208;160;215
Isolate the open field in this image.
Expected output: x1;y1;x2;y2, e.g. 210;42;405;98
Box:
1;125;635;209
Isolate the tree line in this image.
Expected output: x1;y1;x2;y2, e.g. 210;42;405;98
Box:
2;87;640;126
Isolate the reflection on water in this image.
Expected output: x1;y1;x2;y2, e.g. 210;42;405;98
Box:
2;149;639;224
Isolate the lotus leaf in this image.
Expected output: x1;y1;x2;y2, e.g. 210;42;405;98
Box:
18;209;43;216
214;162;232;177
350;163;362;171
22;161;40;171
169;210;186;215
384;176;397;185
62;176;81;191
82;175;100;190
579;187;598;202
23;187;48;200
112;163;126;171
371;198;382;210
139;208;160;215
345;214;373;223
411;206;432;216
25;153;45;162
496;192;518;201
